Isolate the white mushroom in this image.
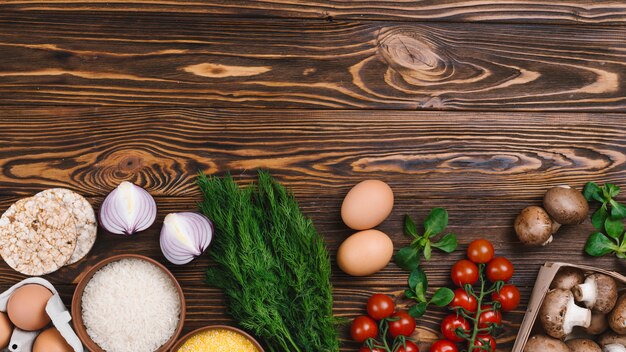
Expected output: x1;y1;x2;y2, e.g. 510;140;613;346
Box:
610;293;626;334
524;334;570;352
604;345;626;352
540;289;592;339
573;274;618;314
543;186;589;225
566;339;602;352
598;331;626;350
585;311;609;335
515;206;560;246
551;268;585;291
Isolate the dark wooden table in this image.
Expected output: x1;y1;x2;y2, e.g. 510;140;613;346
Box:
1;2;625;351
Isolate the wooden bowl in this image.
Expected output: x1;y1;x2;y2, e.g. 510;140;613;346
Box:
170;325;265;351
71;254;186;352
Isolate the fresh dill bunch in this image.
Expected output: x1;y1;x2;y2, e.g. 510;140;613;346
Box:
198;171;339;352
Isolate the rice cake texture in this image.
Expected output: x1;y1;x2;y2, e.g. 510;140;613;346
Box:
0;196;77;276
35;188;96;264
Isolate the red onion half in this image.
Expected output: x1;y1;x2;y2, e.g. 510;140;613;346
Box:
99;181;157;235
160;212;213;265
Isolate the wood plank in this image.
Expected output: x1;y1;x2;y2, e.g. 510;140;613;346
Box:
0;107;625;198
0;13;625;110
2;1;626;25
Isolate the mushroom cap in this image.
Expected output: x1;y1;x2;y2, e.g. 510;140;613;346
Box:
585;310;609;335
524;334;570;352
598;331;626;347
566;339;602;352
543;186;589;225
515;206;558;246
540;289;591;339
551;267;585;290
573;274;618;314
609;292;626;334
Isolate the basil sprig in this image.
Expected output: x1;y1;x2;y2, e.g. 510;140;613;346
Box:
583;182;626;258
404;268;454;318
394;208;457;271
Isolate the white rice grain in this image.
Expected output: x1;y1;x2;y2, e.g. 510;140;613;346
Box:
81;258;181;352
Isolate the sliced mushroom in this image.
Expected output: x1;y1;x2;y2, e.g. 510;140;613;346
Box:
585;311;609;335
540;289;592;339
515;206;561;246
524;334;570;352
543;186;589;225
609;293;626;334
573;274;618;314
566;339;602;352
551;268;585;290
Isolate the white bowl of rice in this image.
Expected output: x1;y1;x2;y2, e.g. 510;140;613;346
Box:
72;254;185;352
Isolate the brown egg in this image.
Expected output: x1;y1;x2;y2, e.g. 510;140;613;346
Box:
33;327;72;352
0;312;12;349
7;284;52;331
341;180;394;230
337;229;394;276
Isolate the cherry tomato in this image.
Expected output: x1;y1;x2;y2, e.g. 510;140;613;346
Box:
430;340;459;352
396;341;419;352
359;347;384;352
478;306;502;329
467;239;495;264
449;288;478;313
486;257;514;282
470;335;496;352
441;314;470;343
451;260;479;287
351;316;378;343
389;311;416;338
367;294;395;320
492;284;521;312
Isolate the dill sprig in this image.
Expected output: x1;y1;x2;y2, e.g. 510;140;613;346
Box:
198;171;339;352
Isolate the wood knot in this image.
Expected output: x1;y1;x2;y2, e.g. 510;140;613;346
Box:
377;29;450;84
119;155;143;172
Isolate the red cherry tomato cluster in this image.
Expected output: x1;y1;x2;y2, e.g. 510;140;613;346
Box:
352;294;419;352
434;239;520;352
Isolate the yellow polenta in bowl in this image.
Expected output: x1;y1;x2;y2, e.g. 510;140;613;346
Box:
172;325;263;352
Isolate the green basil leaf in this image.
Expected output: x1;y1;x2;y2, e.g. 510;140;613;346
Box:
583;182;602;202
592;205;609;230
395;246;420;271
585;232;617;257
408;302;428;318
404;289;418;300
430;287;455;307
404;214;418;238
423;241;432;260
617;252;626;260
607;183;621;198
409;268;428;302
610;199;626;219
424;208;448;237
431;233;458;253
605;217;625;239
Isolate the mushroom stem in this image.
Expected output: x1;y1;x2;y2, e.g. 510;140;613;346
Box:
564;295;592;334
574;276;598;308
604;344;626;352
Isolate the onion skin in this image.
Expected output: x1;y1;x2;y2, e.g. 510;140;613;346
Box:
160;212;213;265
99;181;157;235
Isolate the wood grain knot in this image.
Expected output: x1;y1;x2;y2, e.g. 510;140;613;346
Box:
378;28;452;85
183;63;271;78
